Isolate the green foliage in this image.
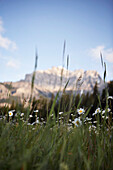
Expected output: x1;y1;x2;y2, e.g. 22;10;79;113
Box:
0;113;113;170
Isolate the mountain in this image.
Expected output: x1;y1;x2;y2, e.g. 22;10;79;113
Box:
0;67;105;104
25;66;105;94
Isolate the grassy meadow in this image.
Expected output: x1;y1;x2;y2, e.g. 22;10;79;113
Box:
0;95;113;170
0;51;113;170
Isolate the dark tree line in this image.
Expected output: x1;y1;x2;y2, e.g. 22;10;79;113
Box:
0;81;113;121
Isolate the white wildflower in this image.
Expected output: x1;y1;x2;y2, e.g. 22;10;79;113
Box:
59;112;63;115
8;111;13;117
85;117;92;121
102;115;108;119
77;108;85;115
36;119;39;124
107;108;111;112
93;121;97;124
21;113;24;117
34;110;39;112
92;108;101;116
102;110;105;115
88;121;92;124
69;119;72;122
41;118;44;121
72;118;82;127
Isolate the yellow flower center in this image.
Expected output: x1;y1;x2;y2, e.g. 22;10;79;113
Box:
9;112;12;115
79;110;82;113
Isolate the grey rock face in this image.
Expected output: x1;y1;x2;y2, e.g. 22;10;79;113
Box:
0;67;106;102
24;66;105;94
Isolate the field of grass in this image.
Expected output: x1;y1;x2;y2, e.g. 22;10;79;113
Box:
0;91;113;170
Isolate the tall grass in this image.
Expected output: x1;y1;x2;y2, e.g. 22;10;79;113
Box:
0;111;113;170
0;49;113;170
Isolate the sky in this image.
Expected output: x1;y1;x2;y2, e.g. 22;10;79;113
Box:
0;0;113;82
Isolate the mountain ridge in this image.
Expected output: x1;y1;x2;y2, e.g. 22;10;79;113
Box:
24;66;105;92
0;66;105;104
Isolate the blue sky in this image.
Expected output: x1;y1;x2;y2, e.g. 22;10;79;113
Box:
0;0;113;82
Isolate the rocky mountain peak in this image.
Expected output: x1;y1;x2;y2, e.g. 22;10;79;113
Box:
0;67;106;101
24;66;105;94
